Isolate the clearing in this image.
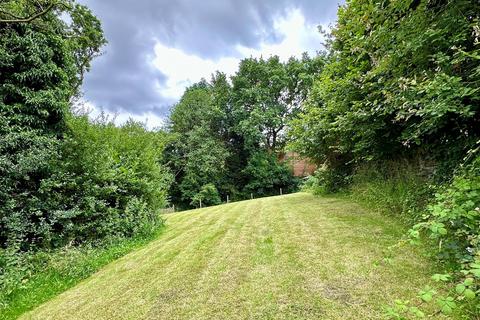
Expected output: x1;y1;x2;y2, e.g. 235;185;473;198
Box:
21;193;450;319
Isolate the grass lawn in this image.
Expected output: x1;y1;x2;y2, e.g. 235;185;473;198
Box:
19;193;456;319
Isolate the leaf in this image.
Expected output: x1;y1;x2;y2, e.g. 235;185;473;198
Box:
437;297;457;315
455;284;466;294
441;304;453;314
438;227;447;235
432;274;450;282
420;293;433;302
471;269;480;277
464;289;476;300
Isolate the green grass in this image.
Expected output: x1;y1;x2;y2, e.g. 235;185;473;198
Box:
1;229;164;320
16;193;459;319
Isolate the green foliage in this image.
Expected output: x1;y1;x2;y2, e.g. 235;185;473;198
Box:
191;184;221;208
0;0;170;251
309;165;353;194
412;171;480;263
48;115;171;244
1;114;173;250
232;55;322;152
290;0;480;167
166;56;320;207
385;299;425;319
242;151;298;197
411;152;480;259
349;160;433;218
406;154;480;313
0;1;107;250
165;83;229;207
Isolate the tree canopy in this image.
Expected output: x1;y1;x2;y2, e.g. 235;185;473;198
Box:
165;55;323;208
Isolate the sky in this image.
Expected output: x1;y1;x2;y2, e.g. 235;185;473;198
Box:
77;0;343;129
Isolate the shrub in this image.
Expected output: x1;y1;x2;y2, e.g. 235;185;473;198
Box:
310;164;353;194
42;115;172;246
412;154;480;266
404;154;480;315
1;114;173;250
190;184;222;208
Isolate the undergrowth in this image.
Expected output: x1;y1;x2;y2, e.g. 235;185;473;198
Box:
348;160;434;222
303;156;480;318
0;226;165;320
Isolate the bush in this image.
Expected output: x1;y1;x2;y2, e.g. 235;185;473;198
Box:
404;154;480;314
412;156;480;265
46;115;172;245
308;165;352;194
1;115;173;250
190;184;222;208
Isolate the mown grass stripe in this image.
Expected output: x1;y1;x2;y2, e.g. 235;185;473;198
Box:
20;194;458;320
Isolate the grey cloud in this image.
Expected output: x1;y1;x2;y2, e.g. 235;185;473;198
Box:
78;0;342;116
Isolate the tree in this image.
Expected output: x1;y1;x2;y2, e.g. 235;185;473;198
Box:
242;151;298;197
0;0;61;24
190;184;221;208
232;55;322;152
290;0;480;175
165;83;229;207
0;0;106;248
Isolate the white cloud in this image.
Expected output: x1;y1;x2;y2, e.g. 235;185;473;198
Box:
84;8;325;129
152;45;239;99
237;8;324;60
153;8;324;101
77;101;166;130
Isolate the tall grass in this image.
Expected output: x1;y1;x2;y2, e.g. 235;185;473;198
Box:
347;160;434;222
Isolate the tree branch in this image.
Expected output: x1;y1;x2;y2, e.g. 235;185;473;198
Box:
0;8;23;20
0;2;55;24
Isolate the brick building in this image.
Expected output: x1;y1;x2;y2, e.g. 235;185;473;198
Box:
279;152;317;177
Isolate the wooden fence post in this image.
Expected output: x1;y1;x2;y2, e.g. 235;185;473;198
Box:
280;188;283;195
227;195;229;203
199;198;202;208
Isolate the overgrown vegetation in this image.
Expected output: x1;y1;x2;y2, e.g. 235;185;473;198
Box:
2;0;480;318
0;227;163;320
290;0;480;317
0;1;173;315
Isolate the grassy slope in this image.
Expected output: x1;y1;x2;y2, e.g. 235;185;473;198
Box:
20;193;454;319
1;230;164;320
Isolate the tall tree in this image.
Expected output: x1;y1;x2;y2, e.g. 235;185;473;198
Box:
0;0;106;247
232;55;322;153
165;82;229;207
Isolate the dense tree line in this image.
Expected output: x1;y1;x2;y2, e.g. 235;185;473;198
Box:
164;55;323;208
290;0;480;188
